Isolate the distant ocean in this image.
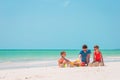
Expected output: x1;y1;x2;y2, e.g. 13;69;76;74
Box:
0;49;120;69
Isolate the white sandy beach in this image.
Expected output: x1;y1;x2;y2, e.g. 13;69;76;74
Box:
0;62;119;80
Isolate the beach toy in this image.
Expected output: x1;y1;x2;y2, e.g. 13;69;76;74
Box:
70;62;74;65
80;62;85;66
70;62;74;67
72;59;81;67
76;59;81;62
64;64;67;67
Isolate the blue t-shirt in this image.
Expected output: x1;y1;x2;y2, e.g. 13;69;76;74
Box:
79;50;91;62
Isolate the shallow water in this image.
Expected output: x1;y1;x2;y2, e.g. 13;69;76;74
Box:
0;49;120;69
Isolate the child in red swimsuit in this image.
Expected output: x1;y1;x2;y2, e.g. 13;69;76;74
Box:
89;45;104;66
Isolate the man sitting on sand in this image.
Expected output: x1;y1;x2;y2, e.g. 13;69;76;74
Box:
79;44;91;66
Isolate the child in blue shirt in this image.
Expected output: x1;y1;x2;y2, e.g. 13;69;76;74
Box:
79;44;91;66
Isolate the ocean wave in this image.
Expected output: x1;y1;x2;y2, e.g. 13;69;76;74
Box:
105;56;120;59
104;56;120;62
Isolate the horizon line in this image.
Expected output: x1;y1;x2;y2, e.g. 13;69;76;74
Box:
0;49;120;50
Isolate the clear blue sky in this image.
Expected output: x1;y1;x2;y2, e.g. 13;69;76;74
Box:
0;0;120;49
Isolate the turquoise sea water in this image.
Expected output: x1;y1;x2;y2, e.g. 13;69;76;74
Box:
0;49;120;69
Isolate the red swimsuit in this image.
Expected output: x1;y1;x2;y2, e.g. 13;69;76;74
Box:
94;51;101;62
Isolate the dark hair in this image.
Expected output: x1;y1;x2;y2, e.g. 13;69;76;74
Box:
82;44;88;49
60;51;66;55
94;45;99;49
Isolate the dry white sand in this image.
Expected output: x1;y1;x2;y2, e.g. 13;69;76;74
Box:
0;62;119;80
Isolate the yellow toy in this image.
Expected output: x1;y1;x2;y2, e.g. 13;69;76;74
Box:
69;59;81;67
62;59;81;68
